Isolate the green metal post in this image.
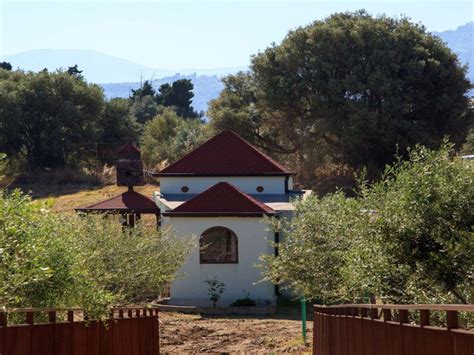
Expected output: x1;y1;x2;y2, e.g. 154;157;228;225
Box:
301;297;307;345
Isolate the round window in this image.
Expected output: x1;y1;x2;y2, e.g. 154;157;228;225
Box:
181;186;189;193
256;186;264;193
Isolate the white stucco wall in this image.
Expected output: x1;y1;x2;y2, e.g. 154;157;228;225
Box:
160;176;289;195
163;216;276;306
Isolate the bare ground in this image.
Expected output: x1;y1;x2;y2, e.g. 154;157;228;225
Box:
159;311;312;354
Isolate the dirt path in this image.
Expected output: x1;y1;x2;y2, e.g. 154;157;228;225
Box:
159;312;312;354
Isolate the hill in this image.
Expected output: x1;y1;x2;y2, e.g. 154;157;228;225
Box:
2;49;246;84
434;22;473;84
2;49;173;83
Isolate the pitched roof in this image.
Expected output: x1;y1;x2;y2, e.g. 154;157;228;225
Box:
163;182;276;217
76;189;159;214
157;130;293;176
118;142;140;154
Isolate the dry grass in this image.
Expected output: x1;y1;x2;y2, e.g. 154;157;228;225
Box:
15;183;159;213
159;311;313;354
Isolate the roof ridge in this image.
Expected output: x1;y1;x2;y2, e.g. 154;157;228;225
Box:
80;189;154;210
219;182;275;213
159;130;292;176
119;142;140;153
170;181;275;215
160;131;224;173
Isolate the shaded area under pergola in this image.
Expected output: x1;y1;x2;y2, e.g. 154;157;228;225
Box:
75;187;160;227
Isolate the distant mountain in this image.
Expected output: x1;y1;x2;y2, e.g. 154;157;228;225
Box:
2;49;171;83
434;22;473;84
101;74;224;114
1;49;246;84
2;22;471;114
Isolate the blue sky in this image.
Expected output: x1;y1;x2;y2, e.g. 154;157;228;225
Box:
1;0;473;69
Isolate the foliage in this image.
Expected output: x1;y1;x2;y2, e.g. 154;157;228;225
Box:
262;144;474;304
461;129;474;155
230;292;257;307
262;192;362;303
0;69;105;169
71;214;194;304
0;62;12;71
141;108;210;169
158;79;199;119
131;95;162;125
209;11;472;188
0;189;193;317
67;65;84;80
204;277;225;307
100;98;141;149
0;153;6;180
130;79;199;120
130;80;156;101
0;67;205;176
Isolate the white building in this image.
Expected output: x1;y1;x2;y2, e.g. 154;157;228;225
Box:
154;130;309;306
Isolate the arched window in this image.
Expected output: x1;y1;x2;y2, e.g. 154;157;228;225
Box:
200;227;238;264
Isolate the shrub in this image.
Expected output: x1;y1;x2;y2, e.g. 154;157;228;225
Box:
262;143;474;304
204;277;225;307
0;189;193;318
230;292;257;307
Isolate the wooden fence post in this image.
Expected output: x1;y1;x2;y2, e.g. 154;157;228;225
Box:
399;310;408;324
420;310;430;327
0;310;6;355
446;311;458;330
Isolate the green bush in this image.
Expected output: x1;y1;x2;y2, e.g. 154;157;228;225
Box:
262;143;474;304
0;190;193;318
141;108;210;169
230;292;257;307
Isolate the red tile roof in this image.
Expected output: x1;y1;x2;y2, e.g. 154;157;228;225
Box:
163;182;275;217
157;130;293;176
76;189;159;214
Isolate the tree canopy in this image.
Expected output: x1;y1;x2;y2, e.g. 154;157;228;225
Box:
262;144;474;304
141;108;210;169
0;189;193;317
0;62;12;71
209;11;472;188
130;79;199;121
0;69;105;169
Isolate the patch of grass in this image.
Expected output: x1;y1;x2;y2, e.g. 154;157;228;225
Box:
15;183;159;213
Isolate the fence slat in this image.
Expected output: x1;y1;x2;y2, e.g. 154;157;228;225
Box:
0;308;159;355
313;304;474;355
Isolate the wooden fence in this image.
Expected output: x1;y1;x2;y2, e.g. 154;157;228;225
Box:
0;307;159;355
313;304;474;355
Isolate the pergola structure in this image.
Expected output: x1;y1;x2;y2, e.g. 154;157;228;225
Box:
75;186;160;227
75;143;160;227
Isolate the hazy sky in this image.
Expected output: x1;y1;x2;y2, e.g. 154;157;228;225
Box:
1;0;473;69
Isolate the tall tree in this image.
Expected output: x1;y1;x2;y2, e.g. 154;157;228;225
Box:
0;62;12;71
159;79;198;118
141;108;208;168
130;80;156;101
67;64;84;80
0;69;104;168
209;11;472;181
131;95;161;124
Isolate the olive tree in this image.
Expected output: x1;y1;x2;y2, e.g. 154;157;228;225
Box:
262;144;474;304
0;190;193;318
